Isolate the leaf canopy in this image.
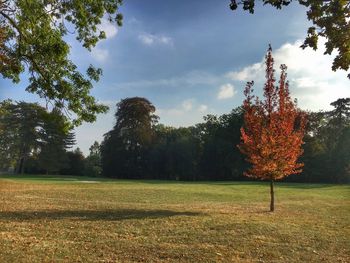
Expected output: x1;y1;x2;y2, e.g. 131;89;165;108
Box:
0;0;123;125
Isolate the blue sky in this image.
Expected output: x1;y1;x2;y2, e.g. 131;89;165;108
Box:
1;0;349;154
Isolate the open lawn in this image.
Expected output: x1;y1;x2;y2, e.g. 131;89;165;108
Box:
0;175;349;262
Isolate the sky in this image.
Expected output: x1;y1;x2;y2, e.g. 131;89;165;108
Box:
0;0;349;155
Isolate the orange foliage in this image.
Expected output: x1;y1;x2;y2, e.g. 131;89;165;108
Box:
238;46;306;181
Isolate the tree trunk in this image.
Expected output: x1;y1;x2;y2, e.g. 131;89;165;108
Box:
16;157;23;174
20;157;25;174
15;159;20;174
270;178;275;212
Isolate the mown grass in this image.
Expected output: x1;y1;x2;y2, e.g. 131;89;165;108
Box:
0;175;349;262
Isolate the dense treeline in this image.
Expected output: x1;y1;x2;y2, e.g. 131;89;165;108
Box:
0;98;349;183
100;97;349;183
296;98;350;183
99;98;246;180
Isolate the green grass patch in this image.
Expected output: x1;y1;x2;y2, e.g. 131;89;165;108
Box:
0;175;349;262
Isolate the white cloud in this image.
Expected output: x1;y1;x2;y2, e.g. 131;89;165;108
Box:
182;99;194;111
128;17;141;26
227;63;263;82
109;70;223;91
91;47;109;62
89;19;118;62
226;38;349;111
91;46;109;62
198;104;208;113
139;34;154;45
98;18;118;39
157;99;211;127
159;36;172;45
217;83;236;100
138;33;173;46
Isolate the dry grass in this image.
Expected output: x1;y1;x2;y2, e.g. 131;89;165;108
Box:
0;175;349;262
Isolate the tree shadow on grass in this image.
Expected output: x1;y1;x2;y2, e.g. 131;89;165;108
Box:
209;182;343;189
0;209;202;221
276;183;342;189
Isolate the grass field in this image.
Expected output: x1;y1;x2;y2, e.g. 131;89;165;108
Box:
0;175;349;262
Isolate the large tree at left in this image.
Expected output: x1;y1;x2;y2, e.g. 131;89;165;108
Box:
0;100;75;173
0;0;123;125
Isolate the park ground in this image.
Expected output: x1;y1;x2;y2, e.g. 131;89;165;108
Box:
0;175;349;262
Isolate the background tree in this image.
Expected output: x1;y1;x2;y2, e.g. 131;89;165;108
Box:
197;109;246;181
0;101;46;174
332;127;350;182
323;98;350;182
61;148;85;176
0;0;123;124
238;47;306;212
84;141;102;177
295;111;328;182
101;97;159;178
229;0;350;78
37;108;75;174
327;98;350;131
0;101;76;174
149;126;201;181
0;100;16;170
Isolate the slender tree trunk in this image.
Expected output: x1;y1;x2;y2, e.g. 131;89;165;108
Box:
15;158;20;174
16;157;23;174
20;157;25;174
270;178;275;212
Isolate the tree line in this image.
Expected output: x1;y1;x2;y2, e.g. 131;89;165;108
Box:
0;100;92;176
0;97;349;183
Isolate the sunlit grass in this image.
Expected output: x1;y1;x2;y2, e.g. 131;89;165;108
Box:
0;175;349;262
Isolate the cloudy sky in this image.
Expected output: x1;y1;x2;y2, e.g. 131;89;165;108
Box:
0;0;349;154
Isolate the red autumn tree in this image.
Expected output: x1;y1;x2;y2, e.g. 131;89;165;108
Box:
238;46;306;212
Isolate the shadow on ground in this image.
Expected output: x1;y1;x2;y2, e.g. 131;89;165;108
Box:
140;181;340;189
207;182;341;189
0;209;202;221
276;183;342;189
